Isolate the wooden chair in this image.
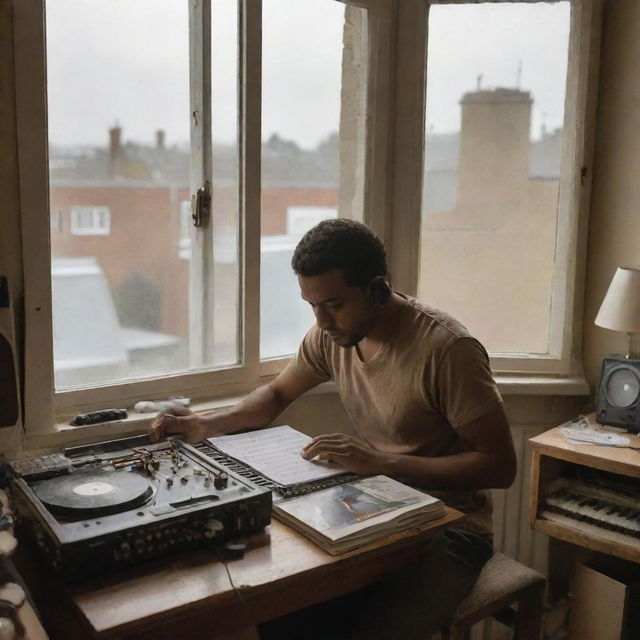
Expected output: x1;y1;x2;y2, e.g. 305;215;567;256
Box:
442;552;546;640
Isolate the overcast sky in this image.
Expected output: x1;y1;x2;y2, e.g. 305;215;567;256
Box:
46;0;570;150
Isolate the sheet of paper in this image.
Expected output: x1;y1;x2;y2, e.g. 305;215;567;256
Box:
208;425;347;486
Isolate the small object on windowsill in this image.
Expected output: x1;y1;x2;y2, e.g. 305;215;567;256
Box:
71;408;128;426
133;397;191;413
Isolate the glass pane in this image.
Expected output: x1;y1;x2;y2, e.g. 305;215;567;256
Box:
210;0;240;366
47;0;193;389
260;0;368;359
418;1;570;354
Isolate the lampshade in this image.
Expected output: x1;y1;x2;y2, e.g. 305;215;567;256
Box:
594;266;640;333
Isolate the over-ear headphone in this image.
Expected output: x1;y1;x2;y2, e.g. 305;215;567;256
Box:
371;279;391;304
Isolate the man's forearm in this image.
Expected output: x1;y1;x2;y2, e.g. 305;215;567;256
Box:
201;381;290;438
380;450;515;491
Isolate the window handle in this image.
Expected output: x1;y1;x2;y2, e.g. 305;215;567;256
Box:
193;181;211;228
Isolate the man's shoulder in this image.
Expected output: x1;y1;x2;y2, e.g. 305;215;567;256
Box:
400;296;472;346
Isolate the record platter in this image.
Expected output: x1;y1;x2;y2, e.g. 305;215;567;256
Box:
8;435;271;581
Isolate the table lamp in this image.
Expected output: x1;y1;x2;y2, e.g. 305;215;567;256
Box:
594;266;640;431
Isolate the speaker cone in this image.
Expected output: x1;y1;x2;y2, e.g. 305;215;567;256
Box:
606;367;640;407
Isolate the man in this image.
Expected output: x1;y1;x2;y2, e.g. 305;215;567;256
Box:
151;218;516;639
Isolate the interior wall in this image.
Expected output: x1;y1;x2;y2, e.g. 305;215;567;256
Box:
583;0;640;386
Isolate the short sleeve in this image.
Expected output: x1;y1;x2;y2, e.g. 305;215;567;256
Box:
288;325;333;384
435;337;503;429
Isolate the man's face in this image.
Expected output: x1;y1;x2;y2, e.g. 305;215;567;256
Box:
298;269;376;348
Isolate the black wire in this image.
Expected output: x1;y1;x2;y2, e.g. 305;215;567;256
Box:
205;543;247;607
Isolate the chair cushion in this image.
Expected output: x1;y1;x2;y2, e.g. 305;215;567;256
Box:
454;552;546;622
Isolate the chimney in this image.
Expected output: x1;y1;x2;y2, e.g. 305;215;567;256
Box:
155;129;165;150
457;88;532;212
108;123;123;177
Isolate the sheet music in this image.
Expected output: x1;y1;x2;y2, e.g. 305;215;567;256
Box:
208;425;347;486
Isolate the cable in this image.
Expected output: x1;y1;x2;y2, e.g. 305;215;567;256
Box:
211;545;247;606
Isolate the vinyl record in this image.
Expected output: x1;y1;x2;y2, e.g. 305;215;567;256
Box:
35;469;154;518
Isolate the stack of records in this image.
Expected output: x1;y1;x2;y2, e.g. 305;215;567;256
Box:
273;475;445;555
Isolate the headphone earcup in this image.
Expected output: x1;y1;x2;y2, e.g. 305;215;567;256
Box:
372;280;391;304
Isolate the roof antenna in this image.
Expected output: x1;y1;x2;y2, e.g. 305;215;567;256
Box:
516;60;523;89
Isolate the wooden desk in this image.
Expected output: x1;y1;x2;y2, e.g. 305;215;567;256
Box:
19;508;462;640
529;414;640;564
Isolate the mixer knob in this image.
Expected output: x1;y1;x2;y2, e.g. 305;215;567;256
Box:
119;541;131;559
135;539;145;554
214;472;228;490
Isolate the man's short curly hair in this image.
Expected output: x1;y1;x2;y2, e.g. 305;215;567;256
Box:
291;219;388;288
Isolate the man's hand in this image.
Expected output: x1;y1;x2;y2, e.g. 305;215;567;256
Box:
301;434;386;476
150;406;209;444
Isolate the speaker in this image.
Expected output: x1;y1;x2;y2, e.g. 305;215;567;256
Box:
596;355;640;433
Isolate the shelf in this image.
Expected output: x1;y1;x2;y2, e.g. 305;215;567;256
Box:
534;516;640;565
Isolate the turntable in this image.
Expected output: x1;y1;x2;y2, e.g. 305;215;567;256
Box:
8;435;271;581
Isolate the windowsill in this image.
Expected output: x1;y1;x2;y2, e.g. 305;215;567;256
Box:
494;374;591;396
17;374;590;456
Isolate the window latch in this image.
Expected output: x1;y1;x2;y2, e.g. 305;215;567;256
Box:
193;181;211;228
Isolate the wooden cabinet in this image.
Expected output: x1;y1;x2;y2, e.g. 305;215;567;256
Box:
529;415;640;565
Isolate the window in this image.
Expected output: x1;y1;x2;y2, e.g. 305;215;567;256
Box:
14;0;598;436
419;0;570;360
70;206;111;236
50;209;63;232
17;0;383;433
389;0;598;377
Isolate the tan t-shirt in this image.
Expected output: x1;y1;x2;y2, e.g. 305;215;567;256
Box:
288;296;503;535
